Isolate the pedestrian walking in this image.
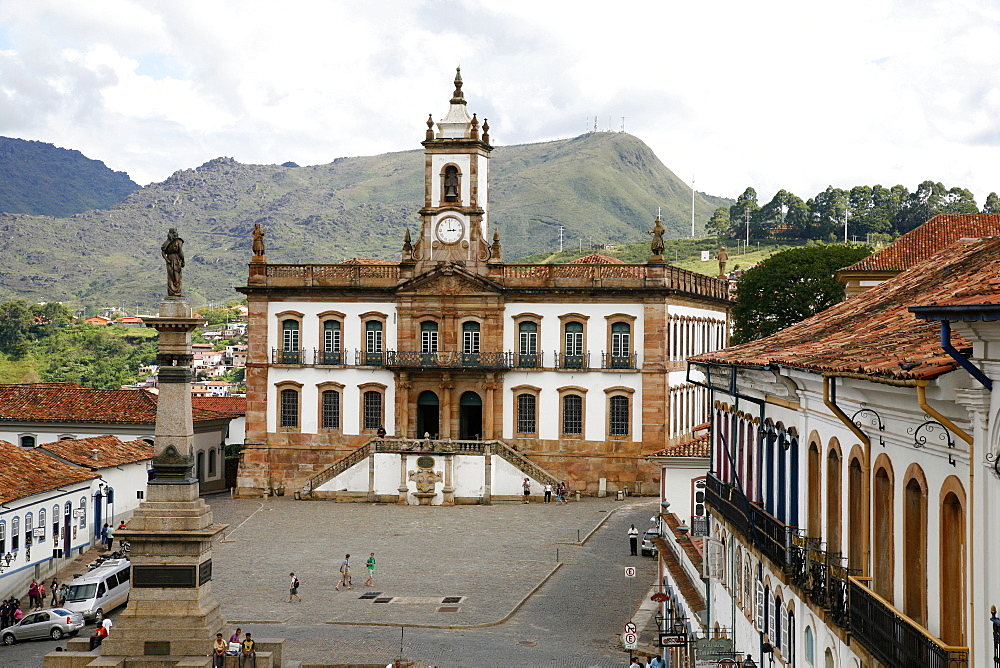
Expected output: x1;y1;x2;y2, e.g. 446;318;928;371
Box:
211;632;227;668
100;523;109;550
522;477;531;503
59;583;68;606
628;524;639;556
27;579;39;610
37;582;45;608
558;480;569;504
364;553;376;587
49;579;59;607
106;523;115;550
288;573;301;602
335;554;352;591
543;482;552;503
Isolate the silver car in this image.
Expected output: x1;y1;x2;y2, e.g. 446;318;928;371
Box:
1;608;85;644
641;529;660;557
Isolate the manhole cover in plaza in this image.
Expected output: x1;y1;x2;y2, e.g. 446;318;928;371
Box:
374;597;394;603
359;592;382;599
517;640;537;647
437;606;460;612
441;596;463;604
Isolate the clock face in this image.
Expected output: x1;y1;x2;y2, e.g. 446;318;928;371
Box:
436;217;465;244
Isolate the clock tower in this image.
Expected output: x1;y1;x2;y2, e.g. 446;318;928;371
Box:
406;68;497;273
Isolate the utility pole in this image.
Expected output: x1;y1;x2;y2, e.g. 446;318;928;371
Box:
844;210;849;244
745;207;750;248
691;176;696;237
559;226;564;253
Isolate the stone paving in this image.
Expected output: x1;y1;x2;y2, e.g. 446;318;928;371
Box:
208;495;662;666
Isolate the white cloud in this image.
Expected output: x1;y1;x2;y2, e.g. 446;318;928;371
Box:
0;0;996;207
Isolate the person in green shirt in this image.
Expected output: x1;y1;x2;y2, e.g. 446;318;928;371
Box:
364;553;376;587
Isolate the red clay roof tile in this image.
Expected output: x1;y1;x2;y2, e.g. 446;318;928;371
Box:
0;440;99;504
695;236;1000;380
41;435;152;469
649;434;710;458
568;253;625;264
191;396;247;415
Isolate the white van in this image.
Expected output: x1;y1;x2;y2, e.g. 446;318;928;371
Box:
63;559;130;624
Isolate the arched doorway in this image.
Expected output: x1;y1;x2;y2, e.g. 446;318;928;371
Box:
459;391;482;440
416;391;439;438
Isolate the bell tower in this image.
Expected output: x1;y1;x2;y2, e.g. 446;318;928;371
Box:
407;68;497;273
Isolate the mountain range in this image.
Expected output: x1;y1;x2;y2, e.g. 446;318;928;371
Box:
0;131;731;310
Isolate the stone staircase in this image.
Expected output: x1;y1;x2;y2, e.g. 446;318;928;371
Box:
303;437;560;496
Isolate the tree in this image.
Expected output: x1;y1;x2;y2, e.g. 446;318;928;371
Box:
706;207;731;237
731;245;872;344
729;188;760;239
893;180;977;233
807;186;850;241
0;300;35;357
984;192;1000;213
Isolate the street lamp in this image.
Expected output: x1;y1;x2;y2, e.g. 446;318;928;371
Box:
743;654;757;668
0;552;13;573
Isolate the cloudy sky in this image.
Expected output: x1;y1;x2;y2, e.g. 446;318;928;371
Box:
1;0;998;206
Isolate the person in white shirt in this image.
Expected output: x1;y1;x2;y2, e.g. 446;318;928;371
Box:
628;524;639;556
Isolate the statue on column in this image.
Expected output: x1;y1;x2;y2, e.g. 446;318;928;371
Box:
648;215;666;258
161;228;185;296
717;246;729;278
251;223;266;258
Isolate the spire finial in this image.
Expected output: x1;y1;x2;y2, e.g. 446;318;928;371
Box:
426;113;435;140
482;118;490;145
451;67;466;104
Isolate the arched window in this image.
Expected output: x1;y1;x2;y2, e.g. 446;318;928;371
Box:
787;607;796;666
562;394;583;435
873;462;894;601
365;320;383;364
826;446;842;553
442;165;460;202
564;321;584;364
208;449;217;476
280;388;299;429
807;441;822;537
518;321;538;366
420;321;438;354
609;395;629;436
848;456;865;572
940;482;966;645
9;517;17;552
610;321;631;368
805;626;815;666
321;319;342;364
282;319;299;352
52;505;60;541
20;435;35;448
903;472;927;625
462;321;480;354
773;594;782;654
516;394;536;435
824;648;835;668
0;521;5;553
322;389;341;430
734;549;743;607
196;451;205;482
763;584;771;636
38;509;45;543
363;390;383;431
24;513;32;546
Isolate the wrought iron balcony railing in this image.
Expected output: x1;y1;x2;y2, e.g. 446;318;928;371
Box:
705;473;787;569
271;348;304;365
514;352;544;369
555;352;590;370
381;351;513;370
314;349;343;365
849;577;968;668
601;352;638;369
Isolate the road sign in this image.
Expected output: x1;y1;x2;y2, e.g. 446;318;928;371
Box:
660;633;687;648
624;622;637;634
622;632;638;650
624;566;636;578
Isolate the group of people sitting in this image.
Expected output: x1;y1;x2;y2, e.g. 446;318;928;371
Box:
88;619;113;650
212;627;258;667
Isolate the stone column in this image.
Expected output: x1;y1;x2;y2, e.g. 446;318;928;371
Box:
100;296;228;659
397;454;409;505
397;374;410;438
483;442;492;505
442;453;455;505
483;376;496;440
440;374;453;439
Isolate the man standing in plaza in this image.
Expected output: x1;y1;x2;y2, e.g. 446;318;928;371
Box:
288;572;301;602
628;524;639;556
522;477;531;503
365;553;376;587
336;554;352;591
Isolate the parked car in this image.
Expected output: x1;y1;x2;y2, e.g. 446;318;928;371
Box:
640;529;659;557
1;608;85;644
62;558;130;623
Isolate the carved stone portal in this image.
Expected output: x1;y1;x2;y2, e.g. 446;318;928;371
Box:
408;456;443;505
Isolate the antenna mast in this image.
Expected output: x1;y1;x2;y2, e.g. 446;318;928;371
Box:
559;226;564;252
691;175;696;237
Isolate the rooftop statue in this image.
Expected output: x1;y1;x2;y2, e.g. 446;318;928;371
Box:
252;223;266;258
648;215;666;257
161;228;184;296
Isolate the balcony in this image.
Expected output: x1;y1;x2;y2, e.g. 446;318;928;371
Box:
849;577;968;668
705;474;787;570
271;348;304;364
314;349;343;365
602;352;637;369
514;352;544;369
382;351;513;370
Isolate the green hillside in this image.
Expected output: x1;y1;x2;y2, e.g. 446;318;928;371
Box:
0;137;138;216
0;132;731;310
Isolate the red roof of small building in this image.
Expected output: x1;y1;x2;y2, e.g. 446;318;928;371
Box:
0;440;99;504
41;435;153;469
841;213;1000;273
0;384;234;424
192;396;247;415
694;236;1000;380
649;434;710;458
568;253;624;264
341;258;397;265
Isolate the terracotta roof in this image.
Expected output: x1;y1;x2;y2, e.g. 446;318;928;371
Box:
694;237;1000;380
341;258;397;265
649;434;710;458
567;253;624;265
0;384;234;424
192;396;247;415
653;513;705;612
841;213;1000;273
0;440;99;504
41;435;152;469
